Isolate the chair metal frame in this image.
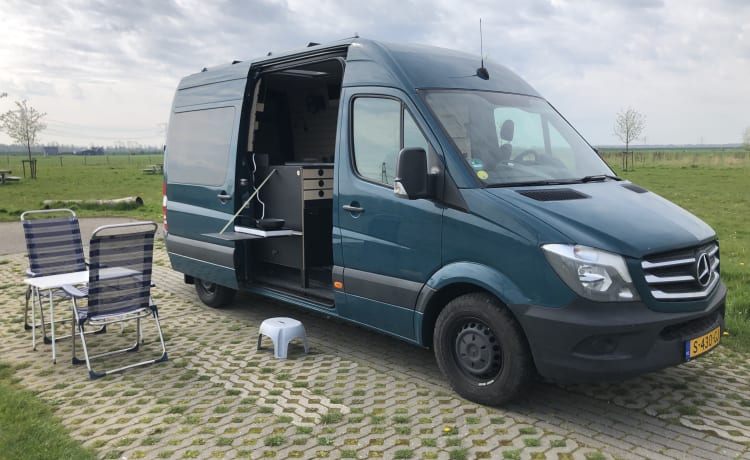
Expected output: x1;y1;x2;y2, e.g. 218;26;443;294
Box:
64;221;167;379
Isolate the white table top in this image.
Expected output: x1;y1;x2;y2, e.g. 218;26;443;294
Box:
23;270;88;289
23;267;139;290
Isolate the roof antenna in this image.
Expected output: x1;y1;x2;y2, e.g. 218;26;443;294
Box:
476;18;489;80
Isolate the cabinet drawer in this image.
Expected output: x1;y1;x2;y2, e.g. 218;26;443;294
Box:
304;189;333;200
256;237;302;268
302;167;333;179
304;178;334;190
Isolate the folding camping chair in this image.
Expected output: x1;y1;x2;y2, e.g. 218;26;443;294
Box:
63;221;168;379
21;209;88;345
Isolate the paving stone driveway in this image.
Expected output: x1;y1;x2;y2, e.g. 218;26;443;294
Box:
1;242;748;460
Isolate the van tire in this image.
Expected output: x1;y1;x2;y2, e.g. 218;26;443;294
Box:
433;292;531;406
195;279;236;308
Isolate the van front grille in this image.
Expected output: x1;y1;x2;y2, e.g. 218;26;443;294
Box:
641;242;720;301
660;309;722;341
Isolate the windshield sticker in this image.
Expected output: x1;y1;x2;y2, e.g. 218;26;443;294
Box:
470;158;484;170
477;170;489;180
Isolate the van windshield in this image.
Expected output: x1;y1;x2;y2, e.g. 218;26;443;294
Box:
422;90;614;187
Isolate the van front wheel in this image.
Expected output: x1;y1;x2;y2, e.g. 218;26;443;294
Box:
434;292;532;406
195;279;236;308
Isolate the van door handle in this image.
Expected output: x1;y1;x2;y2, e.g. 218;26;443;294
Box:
217;193;232;200
342;204;364;213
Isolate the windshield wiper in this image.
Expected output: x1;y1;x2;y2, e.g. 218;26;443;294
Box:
579;174;621;183
488;175;621;187
488;179;579;188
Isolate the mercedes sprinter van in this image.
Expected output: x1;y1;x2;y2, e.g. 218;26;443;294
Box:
163;38;725;404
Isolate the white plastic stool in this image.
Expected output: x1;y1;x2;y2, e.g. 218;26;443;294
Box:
257;317;308;359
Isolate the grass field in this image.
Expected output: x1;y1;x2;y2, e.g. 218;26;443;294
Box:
0;154;163;222
0;363;95;460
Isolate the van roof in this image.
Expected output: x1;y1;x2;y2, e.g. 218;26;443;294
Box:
177;38;539;97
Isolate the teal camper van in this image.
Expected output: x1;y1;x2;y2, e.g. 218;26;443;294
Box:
163;38;725;404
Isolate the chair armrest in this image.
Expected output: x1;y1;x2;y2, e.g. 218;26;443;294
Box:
62;284;87;298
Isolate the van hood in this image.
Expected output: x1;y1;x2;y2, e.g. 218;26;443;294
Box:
486;182;716;258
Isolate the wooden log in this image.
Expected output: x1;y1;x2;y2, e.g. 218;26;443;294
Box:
42;196;144;207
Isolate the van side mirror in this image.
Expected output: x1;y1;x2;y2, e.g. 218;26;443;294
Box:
394;148;432;200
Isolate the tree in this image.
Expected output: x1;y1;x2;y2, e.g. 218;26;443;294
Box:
743;126;750;151
0;99;46;178
613;107;645;155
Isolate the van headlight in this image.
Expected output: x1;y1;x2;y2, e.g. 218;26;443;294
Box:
542;244;639;302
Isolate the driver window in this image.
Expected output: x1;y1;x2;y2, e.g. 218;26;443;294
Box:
352;97;430;186
404;111;429;151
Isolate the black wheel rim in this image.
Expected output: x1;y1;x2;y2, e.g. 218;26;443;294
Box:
453;319;502;381
199;280;216;294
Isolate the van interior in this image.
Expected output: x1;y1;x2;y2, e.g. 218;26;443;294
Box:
252;59;344;165
239;58;346;305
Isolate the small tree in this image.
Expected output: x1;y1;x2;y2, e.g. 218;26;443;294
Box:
614;107;645;171
614;107;645;154
0;99;46;178
743;126;750;151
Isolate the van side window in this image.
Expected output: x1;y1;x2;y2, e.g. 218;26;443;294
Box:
166;107;235;186
352;97;429;186
404;111;430;153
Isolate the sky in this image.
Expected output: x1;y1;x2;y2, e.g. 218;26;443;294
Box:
1;0;749;148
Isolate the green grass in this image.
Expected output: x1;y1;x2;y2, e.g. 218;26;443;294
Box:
602;148;750;352
0;154;163;222
263;435;286;447
0;362;96;459
320;410;344;424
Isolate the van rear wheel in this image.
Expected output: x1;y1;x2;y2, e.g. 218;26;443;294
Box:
434;292;532;406
195;279;236;308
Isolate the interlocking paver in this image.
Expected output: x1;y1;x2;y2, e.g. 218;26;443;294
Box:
676;434;741;456
632;446;677;460
593;432;635;451
594;424;629;440
1;242;749;460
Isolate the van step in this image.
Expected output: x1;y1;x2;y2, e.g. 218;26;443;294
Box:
252;265;334;306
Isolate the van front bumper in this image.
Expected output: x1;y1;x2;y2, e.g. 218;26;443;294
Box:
510;282;726;384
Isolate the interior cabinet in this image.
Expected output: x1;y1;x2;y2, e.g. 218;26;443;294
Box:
254;164;333;286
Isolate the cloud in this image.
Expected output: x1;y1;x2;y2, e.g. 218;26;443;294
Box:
1;0;748;146
68;82;85;100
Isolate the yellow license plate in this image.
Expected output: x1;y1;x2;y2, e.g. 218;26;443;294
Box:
685;326;721;360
